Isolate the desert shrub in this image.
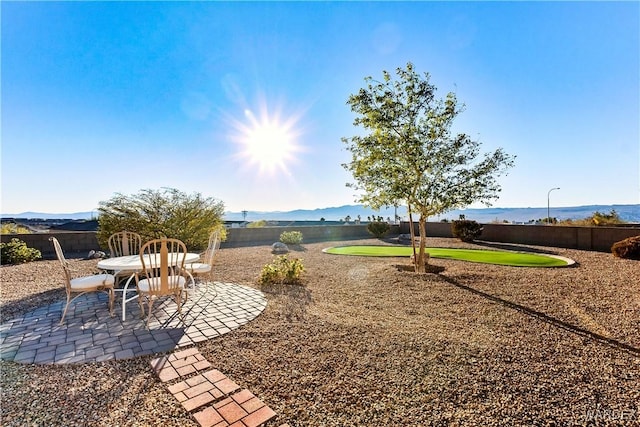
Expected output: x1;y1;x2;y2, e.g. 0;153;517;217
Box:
280;231;303;245
591;210;625;226
1;223;31;234
247;220;267;228
560;210;627;227
367;219;390;238
96;188;226;251
0;238;42;264
451;218;483;242
611;235;640;260
259;255;305;285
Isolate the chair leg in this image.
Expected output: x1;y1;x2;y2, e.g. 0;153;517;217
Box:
175;292;184;322
146;297;155;329
107;288;115;317
138;295;146;319
121;274;137;321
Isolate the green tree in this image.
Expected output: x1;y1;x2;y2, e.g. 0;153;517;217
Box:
97;188;225;251
342;63;515;272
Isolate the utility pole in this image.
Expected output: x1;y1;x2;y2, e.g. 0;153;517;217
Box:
547;188;560;225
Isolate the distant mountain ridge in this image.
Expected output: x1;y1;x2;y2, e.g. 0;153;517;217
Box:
1;211;96;220
3;204;639;223
224;204;640;223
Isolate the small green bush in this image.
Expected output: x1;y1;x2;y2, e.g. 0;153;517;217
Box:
611;235;640;260
367;220;390;238
0;238;42;264
451;218;483;242
280;231;303;245
259;255;305;285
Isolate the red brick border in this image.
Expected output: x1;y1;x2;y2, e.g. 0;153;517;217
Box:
150;347;212;382
150;347;277;427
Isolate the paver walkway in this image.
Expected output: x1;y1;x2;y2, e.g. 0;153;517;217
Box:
151;347;281;427
0;282;267;364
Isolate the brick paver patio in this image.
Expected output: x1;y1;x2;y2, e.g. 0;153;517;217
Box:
0;282;267;364
0;281;284;425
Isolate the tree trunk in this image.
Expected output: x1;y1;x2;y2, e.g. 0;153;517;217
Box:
408;204;418;272
415;216;430;273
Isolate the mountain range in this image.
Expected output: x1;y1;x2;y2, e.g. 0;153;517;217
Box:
225;204;639;223
3;204;639;223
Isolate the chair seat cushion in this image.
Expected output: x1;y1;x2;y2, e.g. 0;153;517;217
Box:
186;263;212;274
137;275;186;292
70;274;115;290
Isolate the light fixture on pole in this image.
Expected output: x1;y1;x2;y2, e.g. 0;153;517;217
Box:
547;187;560;225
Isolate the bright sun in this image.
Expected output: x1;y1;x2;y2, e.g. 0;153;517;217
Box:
233;106;302;175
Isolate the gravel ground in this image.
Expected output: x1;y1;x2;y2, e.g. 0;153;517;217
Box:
1;237;639;426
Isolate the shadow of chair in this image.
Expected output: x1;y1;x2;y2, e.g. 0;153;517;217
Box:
134;238;194;328
50;237;115;325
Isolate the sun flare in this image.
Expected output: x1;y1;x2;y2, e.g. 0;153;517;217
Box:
231;104;303;175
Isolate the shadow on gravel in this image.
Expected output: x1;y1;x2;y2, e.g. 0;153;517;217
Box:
471;241;561;255
259;283;313;321
382;237;564;257
0;288;65;323
439;274;640;356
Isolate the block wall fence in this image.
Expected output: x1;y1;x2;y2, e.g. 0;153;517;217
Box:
2;223;638;260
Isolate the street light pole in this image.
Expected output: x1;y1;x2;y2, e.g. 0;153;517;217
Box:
547;187;560;225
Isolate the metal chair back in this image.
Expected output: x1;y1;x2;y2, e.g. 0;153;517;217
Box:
139;238;187;296
108;231;142;257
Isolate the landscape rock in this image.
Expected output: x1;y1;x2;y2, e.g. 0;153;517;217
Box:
271;242;289;254
398;233;420;244
86;250;106;260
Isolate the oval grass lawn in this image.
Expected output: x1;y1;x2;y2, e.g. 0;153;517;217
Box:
323;245;572;267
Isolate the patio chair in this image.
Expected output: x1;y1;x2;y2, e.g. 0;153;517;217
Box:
134;238;194;328
185;229;220;293
49;237;115;325
107;231;143;282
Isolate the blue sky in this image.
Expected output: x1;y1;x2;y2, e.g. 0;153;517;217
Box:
2;1;639;215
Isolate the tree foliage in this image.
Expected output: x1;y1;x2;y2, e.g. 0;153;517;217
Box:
559;210;627;227
342;63;515;271
96;188;225;251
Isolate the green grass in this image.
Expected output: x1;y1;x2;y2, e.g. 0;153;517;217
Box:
323;245;570;267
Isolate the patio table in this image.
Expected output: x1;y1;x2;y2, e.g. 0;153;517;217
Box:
97;252;200;320
97;253;200;271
